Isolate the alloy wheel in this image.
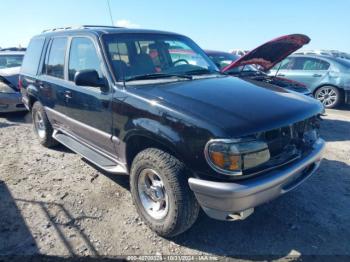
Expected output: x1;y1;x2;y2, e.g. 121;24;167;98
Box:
34;111;46;138
137;168;169;220
316;87;338;108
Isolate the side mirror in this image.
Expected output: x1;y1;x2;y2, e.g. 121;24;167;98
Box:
74;70;108;92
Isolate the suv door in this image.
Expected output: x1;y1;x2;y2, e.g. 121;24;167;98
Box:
39;37;70;126
63;36;115;155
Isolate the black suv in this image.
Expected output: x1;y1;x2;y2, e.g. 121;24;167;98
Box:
20;25;325;237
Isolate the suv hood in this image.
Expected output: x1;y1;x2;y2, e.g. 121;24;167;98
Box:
128;76;322;137
222;34;310;72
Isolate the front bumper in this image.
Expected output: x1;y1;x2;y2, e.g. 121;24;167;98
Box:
189;138;325;221
0;92;26;112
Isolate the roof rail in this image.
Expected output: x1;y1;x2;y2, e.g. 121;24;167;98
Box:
42;25;124;33
80;25;124;29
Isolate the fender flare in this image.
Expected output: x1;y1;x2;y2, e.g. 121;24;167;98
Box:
26;83;40;109
122;118;186;165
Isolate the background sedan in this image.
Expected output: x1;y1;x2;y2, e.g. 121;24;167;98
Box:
0;50;26;113
269;55;350;108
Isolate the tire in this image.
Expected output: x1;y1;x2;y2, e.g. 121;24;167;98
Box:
32;102;58;148
130;148;200;237
315;86;342;109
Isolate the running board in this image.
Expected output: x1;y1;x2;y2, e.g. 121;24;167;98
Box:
53;130;127;174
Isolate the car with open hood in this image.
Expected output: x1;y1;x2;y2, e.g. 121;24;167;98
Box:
20;26;325;237
206;34;313;96
0;50;26;112
269;54;350;108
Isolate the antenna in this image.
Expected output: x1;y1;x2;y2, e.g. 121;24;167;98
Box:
107;0;114;26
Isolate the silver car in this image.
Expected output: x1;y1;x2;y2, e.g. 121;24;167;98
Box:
0;51;26;112
269;54;350;108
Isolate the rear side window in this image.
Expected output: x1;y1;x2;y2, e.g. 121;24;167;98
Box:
68;37;102;81
21;37;45;75
292;57;330;70
45;37;67;79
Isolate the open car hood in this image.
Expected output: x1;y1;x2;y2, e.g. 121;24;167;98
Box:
0;66;21;87
222;34;310;72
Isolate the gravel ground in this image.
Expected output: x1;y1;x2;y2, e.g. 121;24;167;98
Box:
0;106;350;261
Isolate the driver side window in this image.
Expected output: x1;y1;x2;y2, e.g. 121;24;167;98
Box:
273;58;293;70
68;37;102;82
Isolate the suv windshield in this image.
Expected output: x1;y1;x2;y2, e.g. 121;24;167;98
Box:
102;33;218;81
0;55;24;69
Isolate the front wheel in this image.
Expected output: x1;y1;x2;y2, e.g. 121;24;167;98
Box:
315;86;342;108
130;148;199;237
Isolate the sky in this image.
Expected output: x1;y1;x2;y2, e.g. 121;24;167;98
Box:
1;0;349;53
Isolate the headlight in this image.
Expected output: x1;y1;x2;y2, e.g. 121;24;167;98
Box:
205;138;270;176
0;81;15;93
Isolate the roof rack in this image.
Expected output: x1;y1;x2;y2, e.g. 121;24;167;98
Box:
42;25;124;33
80;25;124;29
42;26;74;33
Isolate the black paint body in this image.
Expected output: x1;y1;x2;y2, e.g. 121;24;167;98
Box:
20;28;324;181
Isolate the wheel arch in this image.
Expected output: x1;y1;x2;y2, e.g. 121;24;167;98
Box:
124;132;185;172
313;83;343;96
27;94;38;110
26;84;41;110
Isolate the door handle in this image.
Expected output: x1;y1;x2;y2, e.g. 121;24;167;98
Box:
277;73;285;77
64;91;72;99
313;74;322;77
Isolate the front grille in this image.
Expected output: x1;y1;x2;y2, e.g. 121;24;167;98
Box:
264;116;320;158
245;116;320;176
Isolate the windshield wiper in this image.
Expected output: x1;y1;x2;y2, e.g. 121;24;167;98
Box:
124;73;193;82
184;68;221;75
226;70;262;76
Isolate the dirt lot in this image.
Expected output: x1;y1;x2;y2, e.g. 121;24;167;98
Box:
0;106;350;260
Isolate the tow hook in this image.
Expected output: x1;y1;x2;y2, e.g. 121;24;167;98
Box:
226;208;254;221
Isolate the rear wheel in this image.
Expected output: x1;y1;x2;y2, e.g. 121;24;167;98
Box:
315;86;342;108
32;102;58;148
130;148;199;237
